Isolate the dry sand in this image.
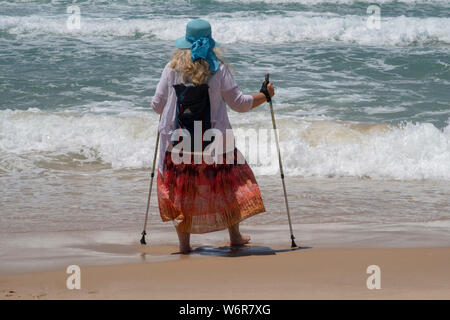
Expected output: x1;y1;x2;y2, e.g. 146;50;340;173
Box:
1;246;449;300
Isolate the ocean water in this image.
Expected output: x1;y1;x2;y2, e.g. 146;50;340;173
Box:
1;0;450;264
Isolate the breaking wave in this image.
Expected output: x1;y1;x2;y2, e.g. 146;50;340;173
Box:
1;108;450;180
1;12;449;46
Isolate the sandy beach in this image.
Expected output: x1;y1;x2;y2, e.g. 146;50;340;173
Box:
1;245;449;300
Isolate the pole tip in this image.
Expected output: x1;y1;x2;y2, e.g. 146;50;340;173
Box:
140;231;147;245
290;235;297;248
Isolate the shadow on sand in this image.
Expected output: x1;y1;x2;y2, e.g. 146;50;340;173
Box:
172;245;312;257
70;242;311;261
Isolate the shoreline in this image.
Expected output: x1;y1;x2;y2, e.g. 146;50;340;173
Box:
2;221;450;275
1;246;449;300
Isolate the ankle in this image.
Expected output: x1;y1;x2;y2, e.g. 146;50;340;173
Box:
228;224;240;237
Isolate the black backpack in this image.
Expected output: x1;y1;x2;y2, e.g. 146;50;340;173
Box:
172;83;212;153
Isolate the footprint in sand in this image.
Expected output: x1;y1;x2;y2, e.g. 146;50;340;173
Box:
4;290;16;298
32;293;47;300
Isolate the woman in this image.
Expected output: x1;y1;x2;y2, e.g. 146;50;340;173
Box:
151;19;274;253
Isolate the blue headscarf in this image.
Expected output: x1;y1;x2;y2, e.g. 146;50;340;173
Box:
186;35;220;74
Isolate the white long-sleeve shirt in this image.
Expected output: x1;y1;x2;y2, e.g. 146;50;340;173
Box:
151;62;254;172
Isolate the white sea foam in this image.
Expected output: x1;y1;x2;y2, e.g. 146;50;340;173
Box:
215;0;448;3
362;106;407;114
275;120;450;180
1;109;450;180
1;12;449;46
0;109;159;170
214;14;450;46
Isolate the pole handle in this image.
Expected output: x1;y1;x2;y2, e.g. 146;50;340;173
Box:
263;73;272;103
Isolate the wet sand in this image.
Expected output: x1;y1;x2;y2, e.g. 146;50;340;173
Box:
1;246;449;300
1;175;449;300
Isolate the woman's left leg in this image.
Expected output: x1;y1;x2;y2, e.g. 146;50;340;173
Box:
176;227;192;254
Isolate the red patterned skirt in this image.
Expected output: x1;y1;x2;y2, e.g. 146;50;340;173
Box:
157;149;265;234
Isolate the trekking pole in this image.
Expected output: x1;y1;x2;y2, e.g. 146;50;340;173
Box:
140;115;161;245
264;73;297;248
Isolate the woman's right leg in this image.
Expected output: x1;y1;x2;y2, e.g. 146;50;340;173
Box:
175;227;192;254
228;223;251;246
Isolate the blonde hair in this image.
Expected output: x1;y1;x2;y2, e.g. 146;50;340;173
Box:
170;47;224;86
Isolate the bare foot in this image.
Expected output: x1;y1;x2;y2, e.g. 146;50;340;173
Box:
179;245;193;254
228;223;251;246
230;233;251;246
